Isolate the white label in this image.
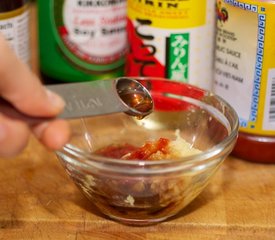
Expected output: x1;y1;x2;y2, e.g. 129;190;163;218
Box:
63;0;127;58
213;3;258;128
0;10;30;64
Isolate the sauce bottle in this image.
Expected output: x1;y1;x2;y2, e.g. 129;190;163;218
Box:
126;0;216;90
37;0;127;84
0;0;30;64
214;0;275;163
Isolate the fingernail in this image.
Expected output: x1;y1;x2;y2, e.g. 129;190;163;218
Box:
46;89;65;110
0;123;7;142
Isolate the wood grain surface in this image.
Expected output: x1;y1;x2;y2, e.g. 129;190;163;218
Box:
0;3;274;240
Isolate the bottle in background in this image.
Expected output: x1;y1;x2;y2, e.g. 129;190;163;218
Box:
0;0;30;65
126;0;216;90
37;0;127;84
214;0;275;163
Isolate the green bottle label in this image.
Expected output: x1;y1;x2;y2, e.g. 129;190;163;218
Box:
167;33;190;82
51;0;127;72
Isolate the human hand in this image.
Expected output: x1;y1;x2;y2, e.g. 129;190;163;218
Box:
0;34;71;158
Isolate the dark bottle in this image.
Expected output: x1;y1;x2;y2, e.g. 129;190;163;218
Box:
0;0;30;64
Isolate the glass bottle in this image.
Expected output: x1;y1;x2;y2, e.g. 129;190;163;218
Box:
0;0;30;64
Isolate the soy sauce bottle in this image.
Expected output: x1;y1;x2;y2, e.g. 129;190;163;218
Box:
0;0;30;64
37;0;127;84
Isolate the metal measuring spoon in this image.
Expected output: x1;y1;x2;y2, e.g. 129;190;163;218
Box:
0;77;154;125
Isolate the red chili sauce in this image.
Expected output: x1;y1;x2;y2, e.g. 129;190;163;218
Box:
95;138;170;160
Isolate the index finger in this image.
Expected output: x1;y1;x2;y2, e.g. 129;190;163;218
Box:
0;34;65;117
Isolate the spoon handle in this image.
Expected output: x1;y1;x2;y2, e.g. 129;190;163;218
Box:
47;78;128;119
0;78;153;125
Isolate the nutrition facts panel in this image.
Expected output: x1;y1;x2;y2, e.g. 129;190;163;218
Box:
0;10;30;64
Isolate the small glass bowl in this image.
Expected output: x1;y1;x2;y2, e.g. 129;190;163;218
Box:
56;78;239;225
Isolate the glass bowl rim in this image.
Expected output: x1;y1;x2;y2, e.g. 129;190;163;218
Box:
57;83;239;168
